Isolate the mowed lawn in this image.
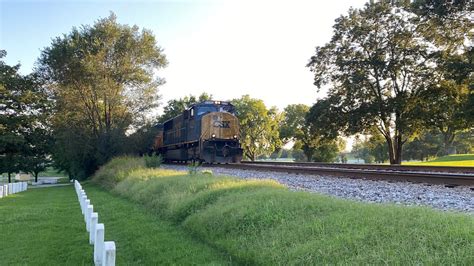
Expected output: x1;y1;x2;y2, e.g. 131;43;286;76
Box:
0;186;92;264
405;154;474;166
0;185;231;265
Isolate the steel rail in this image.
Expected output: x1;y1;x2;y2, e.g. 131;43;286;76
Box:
240;161;474;174
206;163;474;187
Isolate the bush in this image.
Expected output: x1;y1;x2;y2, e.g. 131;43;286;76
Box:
144;154;162;168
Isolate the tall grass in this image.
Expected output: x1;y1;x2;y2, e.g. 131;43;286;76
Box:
93;157;474;264
92;156;145;189
144;154;163;168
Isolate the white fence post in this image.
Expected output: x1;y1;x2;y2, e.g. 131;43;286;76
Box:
0;185;3;198
4;184;8;197
84;199;90;221
79;192;84;212
103;241;116;266
86;205;93;232
94;223;105;265
90;212;98;244
81;195;87;214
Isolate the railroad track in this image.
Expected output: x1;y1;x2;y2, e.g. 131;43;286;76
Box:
204;162;474;187
240;161;474;173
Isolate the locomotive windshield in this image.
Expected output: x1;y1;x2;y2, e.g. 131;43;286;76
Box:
196;106;218;116
195;104;235;116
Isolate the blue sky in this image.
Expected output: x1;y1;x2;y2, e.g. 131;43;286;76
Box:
1;1;215;71
1;0;367;109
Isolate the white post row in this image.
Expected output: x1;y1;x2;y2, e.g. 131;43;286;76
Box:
73;180;116;266
0;182;28;199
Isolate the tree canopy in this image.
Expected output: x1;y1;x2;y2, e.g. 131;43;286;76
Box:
37;14;167;179
231;95;281;161
280;104;345;162
307;1;471;164
0;51;52;182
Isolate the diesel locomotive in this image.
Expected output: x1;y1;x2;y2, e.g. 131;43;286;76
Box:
152;101;243;163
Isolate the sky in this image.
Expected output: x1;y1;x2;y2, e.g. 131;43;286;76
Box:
0;0;369;111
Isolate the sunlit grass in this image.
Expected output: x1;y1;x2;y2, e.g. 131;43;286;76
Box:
0;184;231;265
92;157;474;264
405;154;474;166
0;186;91;265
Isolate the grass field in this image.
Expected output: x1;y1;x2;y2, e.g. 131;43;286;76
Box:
405;154;474;166
0;186;91;264
0;185;231;265
91;156;474;265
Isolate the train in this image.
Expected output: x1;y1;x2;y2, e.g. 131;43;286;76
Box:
152;100;243;163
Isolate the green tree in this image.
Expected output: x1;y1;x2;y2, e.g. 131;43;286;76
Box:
124;122;161;156
231;95;281;161
22;127;54;182
37;14;167;179
1;50;52;182
352;136;374;164
421;81;471;155
306;2;469;164
159;93;212;123
281;103;344;162
1;52;26;182
280;104;310;144
311;138;345;163
414;2;473;155
452;129;474;154
281;104;316;161
403;131;440;161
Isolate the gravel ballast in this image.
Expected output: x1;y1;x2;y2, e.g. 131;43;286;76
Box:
162;164;474;214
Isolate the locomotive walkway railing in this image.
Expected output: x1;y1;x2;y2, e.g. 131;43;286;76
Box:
0;182;28;198
74;180;116;266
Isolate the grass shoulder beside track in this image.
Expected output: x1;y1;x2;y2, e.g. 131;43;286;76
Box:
92;156;474;265
405;154;474;167
0;185;231;265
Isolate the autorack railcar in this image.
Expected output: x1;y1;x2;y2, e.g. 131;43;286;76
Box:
152;101;243;163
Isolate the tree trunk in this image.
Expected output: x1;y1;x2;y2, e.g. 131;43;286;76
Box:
35;172;39;183
385;137;396;165
394;135;403;165
8;172;11;183
441;129;456;156
385;136;403;165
